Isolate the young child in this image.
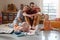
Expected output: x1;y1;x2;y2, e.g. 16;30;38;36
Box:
14;22;30;33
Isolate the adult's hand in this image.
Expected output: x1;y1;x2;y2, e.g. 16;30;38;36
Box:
23;13;32;18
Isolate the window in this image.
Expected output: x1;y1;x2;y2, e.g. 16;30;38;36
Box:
43;0;58;20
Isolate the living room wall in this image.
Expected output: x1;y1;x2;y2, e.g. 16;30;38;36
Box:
0;0;60;18
6;0;43;10
0;0;7;11
56;0;60;18
0;0;43;11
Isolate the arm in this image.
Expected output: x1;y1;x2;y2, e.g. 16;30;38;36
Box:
16;10;23;22
23;12;31;16
31;12;42;16
18;17;22;22
23;12;33;18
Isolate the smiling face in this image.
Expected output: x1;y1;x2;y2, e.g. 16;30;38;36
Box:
23;5;30;12
30;4;35;8
30;2;35;8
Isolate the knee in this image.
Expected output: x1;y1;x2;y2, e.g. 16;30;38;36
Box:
34;16;38;20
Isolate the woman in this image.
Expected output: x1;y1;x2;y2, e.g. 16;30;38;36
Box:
13;5;31;33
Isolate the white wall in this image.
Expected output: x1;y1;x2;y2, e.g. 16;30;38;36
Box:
0;0;7;11
0;0;43;11
6;0;43;10
58;0;60;18
0;0;60;18
59;0;60;18
56;0;60;18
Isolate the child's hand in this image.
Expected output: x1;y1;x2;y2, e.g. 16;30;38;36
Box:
14;26;23;31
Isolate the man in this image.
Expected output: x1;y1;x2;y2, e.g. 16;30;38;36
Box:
23;2;41;30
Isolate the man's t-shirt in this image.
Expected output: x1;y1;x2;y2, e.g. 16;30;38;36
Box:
26;9;37;15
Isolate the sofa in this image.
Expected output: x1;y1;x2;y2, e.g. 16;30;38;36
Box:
50;18;60;29
43;18;60;30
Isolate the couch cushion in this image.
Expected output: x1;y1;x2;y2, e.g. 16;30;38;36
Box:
50;21;60;29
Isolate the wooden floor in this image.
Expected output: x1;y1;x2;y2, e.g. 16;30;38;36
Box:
39;31;60;40
0;24;60;40
0;31;60;40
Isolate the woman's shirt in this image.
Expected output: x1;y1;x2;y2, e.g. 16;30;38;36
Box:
13;10;25;25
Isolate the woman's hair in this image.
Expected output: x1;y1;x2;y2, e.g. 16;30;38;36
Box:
23;5;32;13
23;5;31;12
